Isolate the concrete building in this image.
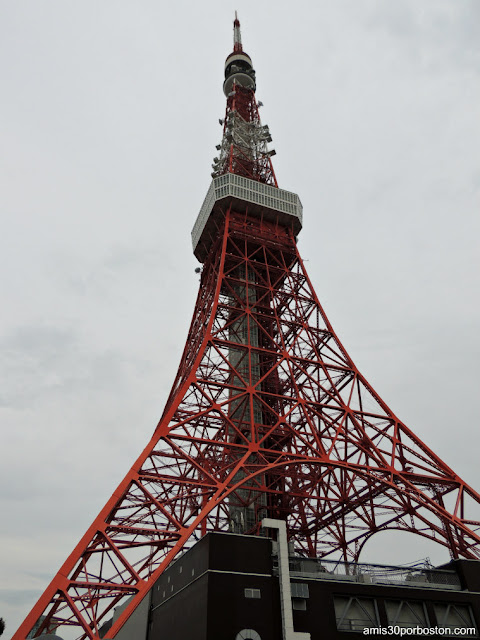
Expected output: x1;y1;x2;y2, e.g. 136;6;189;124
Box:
100;526;480;640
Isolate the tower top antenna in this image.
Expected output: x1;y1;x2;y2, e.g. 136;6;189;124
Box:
223;12;256;96
233;11;242;52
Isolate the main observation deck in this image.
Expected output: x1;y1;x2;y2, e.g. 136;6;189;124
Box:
192;173;303;262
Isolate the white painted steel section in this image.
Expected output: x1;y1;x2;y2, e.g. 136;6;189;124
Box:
192;174;303;253
261;518;311;640
192;180;216;251
224;53;252;69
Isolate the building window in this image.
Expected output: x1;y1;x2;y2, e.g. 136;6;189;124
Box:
291;583;309;598
434;603;477;636
385;600;429;628
292;598;307;611
244;588;261;599
334;596;379;631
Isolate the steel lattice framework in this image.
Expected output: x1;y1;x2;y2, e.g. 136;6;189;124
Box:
14;14;480;640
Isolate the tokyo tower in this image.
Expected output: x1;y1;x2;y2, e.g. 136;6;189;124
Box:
14;13;480;640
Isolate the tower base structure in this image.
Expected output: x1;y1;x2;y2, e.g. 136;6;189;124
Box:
95;529;480;640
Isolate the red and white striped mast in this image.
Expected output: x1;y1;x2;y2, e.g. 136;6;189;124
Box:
212;12;277;186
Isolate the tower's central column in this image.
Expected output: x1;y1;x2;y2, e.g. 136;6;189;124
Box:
228;258;266;533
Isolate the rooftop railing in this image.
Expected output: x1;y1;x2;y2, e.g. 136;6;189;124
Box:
285;557;461;591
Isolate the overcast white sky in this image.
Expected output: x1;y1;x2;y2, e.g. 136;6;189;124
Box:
1;1;479;637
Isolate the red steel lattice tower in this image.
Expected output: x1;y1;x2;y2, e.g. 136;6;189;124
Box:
15;14;480;640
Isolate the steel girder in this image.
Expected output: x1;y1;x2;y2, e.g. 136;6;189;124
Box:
14;208;480;640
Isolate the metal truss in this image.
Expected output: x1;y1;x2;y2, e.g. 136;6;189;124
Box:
212;84;277;187
14;14;480;640
15;207;480;640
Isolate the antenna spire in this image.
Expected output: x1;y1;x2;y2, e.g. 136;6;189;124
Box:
233;11;242;52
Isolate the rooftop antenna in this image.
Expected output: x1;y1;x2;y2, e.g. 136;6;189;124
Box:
233;11;243;52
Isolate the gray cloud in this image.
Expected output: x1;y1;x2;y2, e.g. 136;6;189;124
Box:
0;326;77;408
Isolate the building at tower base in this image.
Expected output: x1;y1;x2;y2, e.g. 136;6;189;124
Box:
99;531;480;640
